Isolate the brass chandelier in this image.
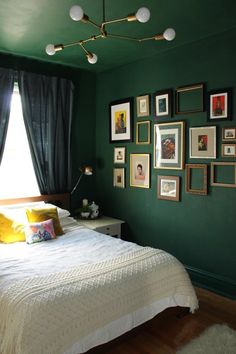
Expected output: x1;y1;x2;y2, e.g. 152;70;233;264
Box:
45;1;176;65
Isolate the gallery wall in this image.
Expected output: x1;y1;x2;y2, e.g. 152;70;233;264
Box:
95;29;236;298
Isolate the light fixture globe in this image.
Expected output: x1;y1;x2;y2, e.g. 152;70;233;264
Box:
163;28;176;41
135;7;150;23
87;53;98;64
45;44;56;56
69;5;84;21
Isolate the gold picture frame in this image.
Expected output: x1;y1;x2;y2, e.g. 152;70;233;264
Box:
211;162;236;188
222;127;236;141
113;168;125;188
221;144;236;157
114;147;126;164
185;164;208;195
130;153;150;188
136;121;150;145
189;126;216;159
176;83;205;114
136;94;150;117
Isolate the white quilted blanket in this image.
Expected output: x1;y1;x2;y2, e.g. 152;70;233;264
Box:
0;245;198;354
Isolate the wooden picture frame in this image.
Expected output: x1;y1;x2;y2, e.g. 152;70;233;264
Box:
136;94;150;117
207;88;232;121
211;162;236;188
136;121;150;145
222;127;236;141
130;153;150;188
154;121;185;170
114;147;126;164
110;97;133;143
189;126;216;159
221;144;236;157
113;168;125;188
175;83;205;114
157;175;180;201
154;89;172;118
185;164;208;195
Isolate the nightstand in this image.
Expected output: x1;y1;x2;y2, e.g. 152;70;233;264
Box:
75;216;125;238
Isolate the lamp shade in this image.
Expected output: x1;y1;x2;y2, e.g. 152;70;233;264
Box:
45;44;55;55
69;5;84;21
163;28;176;41
83;166;93;175
135;7;150;23
87;53;98;64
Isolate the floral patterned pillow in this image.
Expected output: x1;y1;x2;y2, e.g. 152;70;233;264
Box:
25;219;56;244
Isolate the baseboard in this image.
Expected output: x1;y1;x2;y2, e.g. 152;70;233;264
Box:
185;265;236;300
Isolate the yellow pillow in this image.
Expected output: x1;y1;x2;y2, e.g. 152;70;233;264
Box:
26;207;64;236
0;213;25;243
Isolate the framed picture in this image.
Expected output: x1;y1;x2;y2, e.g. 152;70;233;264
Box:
176;83;205;114
185;164;208;195
109;97;133;143
221;144;236;157
114;147;126;163
136;121;150;145
136;94;150;117
154;89;172;118
157;175;180;201
207;88;232;121
189;126;216;159
113;168;125;188
222;127;236;141
211;162;236;188
130;153;150;188
154;121;185;170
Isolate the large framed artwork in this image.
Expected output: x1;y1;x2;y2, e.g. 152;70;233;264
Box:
189;126;216;159
109;97;133;143
130;153;150;188
207;88;232;121
153;121;185;170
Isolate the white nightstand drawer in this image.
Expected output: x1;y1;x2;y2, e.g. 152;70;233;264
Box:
96;223;121;237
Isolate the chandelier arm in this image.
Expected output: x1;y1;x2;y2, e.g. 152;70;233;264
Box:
139;34;164;41
107;33;142;42
102;17;130;26
86;18;101;29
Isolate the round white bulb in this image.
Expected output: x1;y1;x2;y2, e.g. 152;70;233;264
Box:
163;28;176;41
69;5;84;21
135;7;150;23
45;44;56;56
87;53;98;64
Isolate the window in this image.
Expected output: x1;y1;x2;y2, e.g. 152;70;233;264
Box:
0;84;40;199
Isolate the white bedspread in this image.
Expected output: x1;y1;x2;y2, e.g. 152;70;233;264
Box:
0;219;198;354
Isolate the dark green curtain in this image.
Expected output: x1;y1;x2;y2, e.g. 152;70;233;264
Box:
18;71;74;194
0;67;14;164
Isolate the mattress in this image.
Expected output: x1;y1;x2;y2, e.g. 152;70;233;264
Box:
0;217;198;354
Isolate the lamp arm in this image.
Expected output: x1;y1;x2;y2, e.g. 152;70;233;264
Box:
71;173;84;194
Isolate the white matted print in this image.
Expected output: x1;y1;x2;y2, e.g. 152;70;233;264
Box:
157;175;180;201
130;154;150;188
114;147;126;164
113;168;125;188
189;126;216;159
222;127;236;141
136;95;150;117
110;98;133;143
222;144;236;157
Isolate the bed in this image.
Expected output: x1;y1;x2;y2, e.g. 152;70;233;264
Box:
0;194;198;354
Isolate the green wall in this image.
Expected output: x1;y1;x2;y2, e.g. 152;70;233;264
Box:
0;52;97;211
95;29;236;298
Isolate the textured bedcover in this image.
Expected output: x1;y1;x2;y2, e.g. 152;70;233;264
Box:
0;223;198;354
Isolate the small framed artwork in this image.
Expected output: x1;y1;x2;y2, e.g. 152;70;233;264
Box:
157;175;180;201
114;147;126;163
113;168;125;188
185;164;208;195
110;97;133;143
207;88;232;121
154;89;172;118
154;121;185;170
136;121;150;145
189;126;216;159
221;144;236;157
136;94;150;117
222;127;236;141
175;83;205;114
211;162;236;188
130;153;150;188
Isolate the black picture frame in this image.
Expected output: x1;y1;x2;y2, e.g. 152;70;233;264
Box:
154;89;172;119
109;97;133;143
175;83;205;115
207;88;232;121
